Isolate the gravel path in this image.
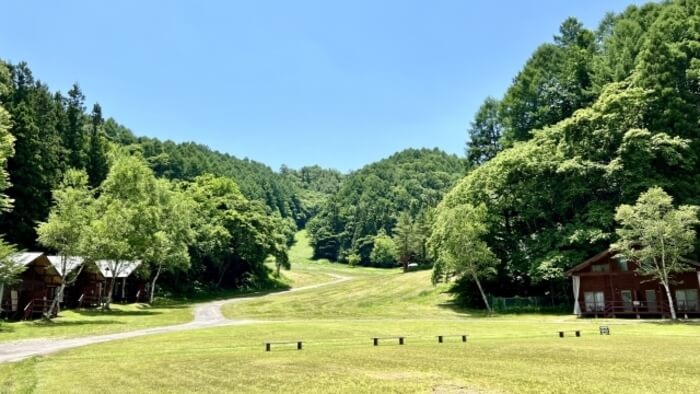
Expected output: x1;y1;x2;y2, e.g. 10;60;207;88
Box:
0;274;351;363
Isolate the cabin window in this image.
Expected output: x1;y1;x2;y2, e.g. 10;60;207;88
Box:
615;257;629;272
676;289;699;312
584;291;605;312
591;264;609;273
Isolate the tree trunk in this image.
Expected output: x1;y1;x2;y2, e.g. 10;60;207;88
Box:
149;264;162;304
276;262;281;277
0;283;4;313
662;281;677;320
104;276;117;311
472;273;492;314
46;282;66;319
216;261;230;287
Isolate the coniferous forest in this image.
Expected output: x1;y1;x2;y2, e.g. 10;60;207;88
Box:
2;0;700;306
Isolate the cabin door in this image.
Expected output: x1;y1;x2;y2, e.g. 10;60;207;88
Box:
645;290;657;313
584;291;604;312
621;290;633;312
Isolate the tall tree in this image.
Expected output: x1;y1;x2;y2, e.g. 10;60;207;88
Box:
0;65;23;310
65;83;87;169
466;97;503;167
82;151;160;309
143;179;194;303
392;212;417;272
86;103;109;187
36;170;95;317
612;187;699;320
429;204;498;313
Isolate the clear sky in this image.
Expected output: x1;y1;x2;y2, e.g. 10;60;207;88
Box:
1;1;645;172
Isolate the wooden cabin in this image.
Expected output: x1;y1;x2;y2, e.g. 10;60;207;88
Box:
0;253;62;320
566;249;700;318
47;256;105;308
96;260;147;303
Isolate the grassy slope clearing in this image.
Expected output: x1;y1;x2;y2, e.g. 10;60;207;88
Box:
1;231;699;393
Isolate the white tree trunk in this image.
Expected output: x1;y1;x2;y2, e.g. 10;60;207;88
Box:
46;283;66;319
662;282;677;320
149;264;162;304
472;273;492;313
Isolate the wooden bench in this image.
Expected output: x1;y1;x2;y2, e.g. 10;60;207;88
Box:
372;336;405;346
599;326;610;335
558;330;581;338
264;341;303;351
437;334;468;343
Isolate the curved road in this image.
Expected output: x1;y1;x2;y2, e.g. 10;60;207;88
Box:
0;274;351;363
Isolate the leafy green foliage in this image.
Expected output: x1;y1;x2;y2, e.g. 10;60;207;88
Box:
444;0;700;303
369;230;397;268
612;187;699;319
308;148;464;264
428;203;497;311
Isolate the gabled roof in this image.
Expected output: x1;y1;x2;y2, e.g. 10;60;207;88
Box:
95;260;142;278
566;249;700;276
46;256;84;276
9;252;45;267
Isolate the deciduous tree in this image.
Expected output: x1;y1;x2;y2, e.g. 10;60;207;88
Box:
612;187;699;320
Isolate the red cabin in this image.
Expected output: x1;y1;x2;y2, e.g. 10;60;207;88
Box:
0;253;62;319
566;250;700;318
47;256;106;308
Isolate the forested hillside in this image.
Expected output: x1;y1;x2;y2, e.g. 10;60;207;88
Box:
439;0;700;302
0;61;316;249
307;148;465;264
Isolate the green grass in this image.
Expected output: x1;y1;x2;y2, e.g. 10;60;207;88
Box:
0;303;193;343
2;230;700;393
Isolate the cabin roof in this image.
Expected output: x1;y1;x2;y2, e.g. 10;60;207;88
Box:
96;260;142;278
9;252;45;267
47;256;84;275
566;249;700;276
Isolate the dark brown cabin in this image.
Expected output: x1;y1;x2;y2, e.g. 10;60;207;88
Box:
47;256;106;308
566;250;700;318
0;253;62;320
96;260;147;303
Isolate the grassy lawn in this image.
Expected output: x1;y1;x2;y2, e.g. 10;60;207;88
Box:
2;230;699;393
0;303;193;343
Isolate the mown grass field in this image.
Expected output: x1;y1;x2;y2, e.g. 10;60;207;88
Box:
2;231;699;393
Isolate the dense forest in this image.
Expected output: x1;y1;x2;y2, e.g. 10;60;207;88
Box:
307;148;465;265
2;0;700;306
443;0;700;303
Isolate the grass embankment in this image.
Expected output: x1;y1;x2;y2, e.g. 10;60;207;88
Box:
2;230;700;393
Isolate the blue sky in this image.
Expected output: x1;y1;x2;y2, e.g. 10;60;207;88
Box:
1;1;644;172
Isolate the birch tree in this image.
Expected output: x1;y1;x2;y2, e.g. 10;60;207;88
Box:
612;187;699;320
429;203;498;313
83;151;159;310
37;169;95;317
144;179;194;303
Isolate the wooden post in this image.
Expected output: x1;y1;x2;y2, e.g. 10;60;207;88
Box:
265;343;271;352
559;331;564;338
438;335;443;343
462;335;467;342
297;341;303;350
373;338;378;346
575;330;581;337
399;337;405;345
